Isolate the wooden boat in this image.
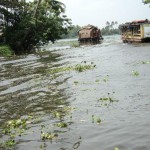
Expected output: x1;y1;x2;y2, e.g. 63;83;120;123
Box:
119;19;150;42
78;24;103;44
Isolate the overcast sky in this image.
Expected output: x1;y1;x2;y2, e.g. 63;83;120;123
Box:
61;0;150;28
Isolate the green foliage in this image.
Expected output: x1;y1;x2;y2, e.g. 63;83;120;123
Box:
98;92;118;103
0;44;13;56
74;62;96;72
48;62;96;74
92;115;102;124
143;0;150;4
0;0;72;54
0;139;16;149
56;122;68;128
101;21;120;35
61;25;81;39
41;132;58;140
132;70;139;76
141;61;150;64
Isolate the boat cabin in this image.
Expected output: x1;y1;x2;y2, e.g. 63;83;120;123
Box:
119;19;150;42
78;24;103;44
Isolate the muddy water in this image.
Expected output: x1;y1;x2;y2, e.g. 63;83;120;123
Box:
0;35;150;150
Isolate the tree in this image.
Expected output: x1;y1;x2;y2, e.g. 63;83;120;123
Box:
0;0;72;54
101;20;120;35
61;25;81;39
143;0;150;4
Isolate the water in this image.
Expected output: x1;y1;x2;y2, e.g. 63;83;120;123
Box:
0;35;150;150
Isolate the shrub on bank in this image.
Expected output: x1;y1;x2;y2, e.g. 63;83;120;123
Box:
0;44;13;57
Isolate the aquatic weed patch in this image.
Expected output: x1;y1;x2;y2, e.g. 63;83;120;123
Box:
41;132;58;140
48;62;96;74
92;115;102;124
98;92;119;106
141;61;150;64
0;139;16;149
56;122;68;128
0;115;39;149
132;70;139;76
103;75;109;82
74;64;96;72
2;118;28;135
49;66;73;74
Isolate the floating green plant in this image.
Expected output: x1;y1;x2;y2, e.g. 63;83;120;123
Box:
114;147;120;150
1;114;39;149
41;132;58;140
48;62;96;74
53;112;61;119
56;122;68;128
92;115;102;124
0;139;16;149
2;119;27;136
49;66;73;74
74;81;79;85
95;79;100;82
96;117;101;124
132;70;139;76
141;61;150;64
98;92;118;103
103;75;109;82
74;64;96;72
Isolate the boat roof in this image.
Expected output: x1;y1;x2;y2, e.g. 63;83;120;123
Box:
79;24;98;30
119;19;150;28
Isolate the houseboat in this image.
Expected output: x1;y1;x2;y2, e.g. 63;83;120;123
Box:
119;19;150;42
78;24;103;44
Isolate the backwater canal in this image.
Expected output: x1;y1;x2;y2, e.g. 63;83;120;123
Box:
0;35;150;150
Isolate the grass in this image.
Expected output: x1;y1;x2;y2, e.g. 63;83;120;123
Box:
0;44;13;56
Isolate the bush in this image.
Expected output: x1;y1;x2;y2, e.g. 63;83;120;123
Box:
0;44;13;57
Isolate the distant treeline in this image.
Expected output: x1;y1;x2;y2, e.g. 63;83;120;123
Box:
101;21;120;35
61;21;120;39
61;25;81;39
